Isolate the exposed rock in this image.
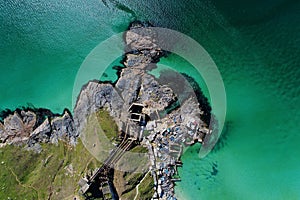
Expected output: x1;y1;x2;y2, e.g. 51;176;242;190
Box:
115;68;143;105
73;22;176;141
73;67;177;139
0;122;7;143
74;82;124;136
4;112;25;138
20;110;37;132
0;108;77;149
26;143;42;154
1;111;36;145
125;24;161;56
30;118;51;142
51;110;77;145
139;73;176;112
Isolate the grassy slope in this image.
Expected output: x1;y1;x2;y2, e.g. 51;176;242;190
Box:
96;109;119;143
80;109;120;163
0;140;101;200
0;109;153;199
136;173;155;200
113;143;154;199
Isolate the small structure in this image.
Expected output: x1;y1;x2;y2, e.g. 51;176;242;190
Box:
101;181;114;200
78;177;90;194
128;103;144;113
128;103;148;126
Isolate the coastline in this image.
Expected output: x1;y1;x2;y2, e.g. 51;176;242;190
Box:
0;21;212;199
1;1;300;199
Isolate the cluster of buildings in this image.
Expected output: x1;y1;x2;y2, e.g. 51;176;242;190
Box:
139;99;209;200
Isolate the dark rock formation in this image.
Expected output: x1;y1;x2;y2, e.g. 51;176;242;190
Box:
0;108;77;151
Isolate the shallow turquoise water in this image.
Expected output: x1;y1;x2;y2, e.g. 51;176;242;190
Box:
1;0;300;199
0;0;133;113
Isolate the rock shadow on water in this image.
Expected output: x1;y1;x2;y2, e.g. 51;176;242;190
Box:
0;104;62;126
211;121;232;153
157;69;212;125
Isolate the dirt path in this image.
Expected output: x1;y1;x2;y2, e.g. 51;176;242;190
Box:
7;166;40;199
133;170;150;200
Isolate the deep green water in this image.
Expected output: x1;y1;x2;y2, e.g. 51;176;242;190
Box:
1;0;299;199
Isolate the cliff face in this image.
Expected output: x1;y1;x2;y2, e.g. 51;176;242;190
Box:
0;109;77;151
0;110;36;145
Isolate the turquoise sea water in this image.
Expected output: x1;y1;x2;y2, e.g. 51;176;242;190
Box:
1;0;300;199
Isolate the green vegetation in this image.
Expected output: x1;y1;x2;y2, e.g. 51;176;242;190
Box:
96;109;119;143
81;109;120;163
117;172;154;200
130;145;148;153
121;188;136;200
143;130;151;137
136;173;155;200
0;145;40;199
0;109;153;199
119;172;144;200
124;172;144;188
113;143;152;200
0;140;101;200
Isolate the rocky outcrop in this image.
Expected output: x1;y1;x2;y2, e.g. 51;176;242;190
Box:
29;118;51;143
73;22;176;140
0;110;36;144
73;82;125;135
0;108;77;151
28;110;77;146
51;111;77;144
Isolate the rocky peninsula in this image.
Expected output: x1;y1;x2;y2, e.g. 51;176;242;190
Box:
0;21;212;200
75;21;211;200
